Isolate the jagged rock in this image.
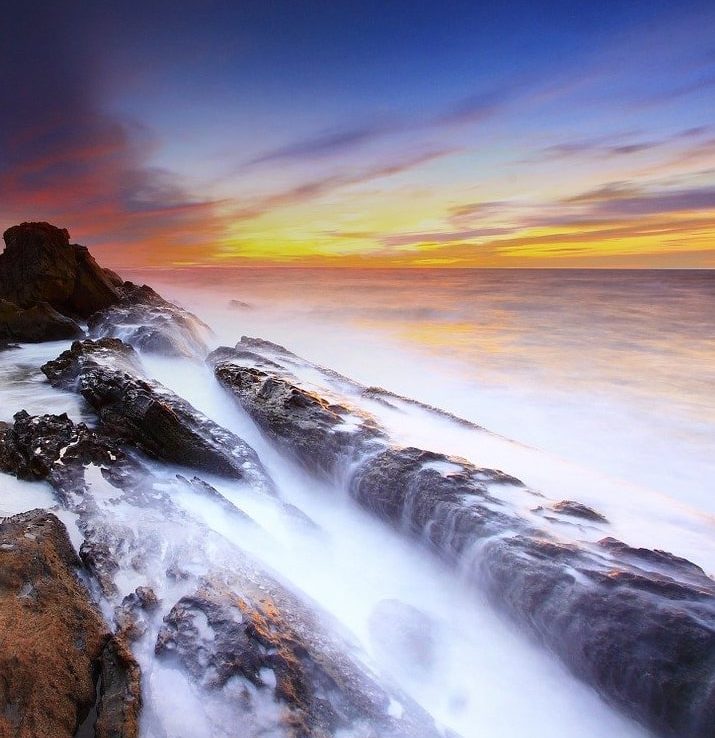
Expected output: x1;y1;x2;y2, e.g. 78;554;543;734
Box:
42;339;275;488
95;636;142;738
0;510;139;738
209;340;715;738
0;299;84;342
88;282;209;358
0;222;122;318
211;360;385;478
155;578;442;738
551;499;608;522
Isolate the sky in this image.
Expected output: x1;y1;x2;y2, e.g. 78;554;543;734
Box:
1;1;715;268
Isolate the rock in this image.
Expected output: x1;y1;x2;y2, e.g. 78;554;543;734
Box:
88;282;209;358
42;339;276;489
227;299;252;310
155;577;442;738
551;499;608;523
0;222;122;318
95;635;142;738
0;299;84;342
369;599;437;673
209;340;715;738
210;360;385;478
0;409;440;738
0;509;139;738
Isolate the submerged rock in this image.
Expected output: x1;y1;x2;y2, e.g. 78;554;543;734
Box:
88;282;209;358
0;509;139;738
0;299;84;342
156;577;443;738
550;499;608;522
0;222;122;318
209;339;715;738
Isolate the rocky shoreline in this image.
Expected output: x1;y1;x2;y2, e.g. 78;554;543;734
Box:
0;222;713;737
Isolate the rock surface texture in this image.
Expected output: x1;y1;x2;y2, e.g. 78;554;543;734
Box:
0;510;140;738
209;338;715;738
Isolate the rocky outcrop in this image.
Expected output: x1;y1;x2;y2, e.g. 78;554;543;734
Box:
0;509;140;738
88;283;209;358
42;339;275;489
0;406;439;738
155;577;442;738
0;222;122;318
209;339;715;738
0;299;84;342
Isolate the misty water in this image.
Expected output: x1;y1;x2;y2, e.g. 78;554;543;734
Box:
2;267;713;737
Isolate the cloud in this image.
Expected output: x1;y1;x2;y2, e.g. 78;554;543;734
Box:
0;3;227;265
533;126;713;162
232;148;456;220
246;122;394;166
381;226;515;248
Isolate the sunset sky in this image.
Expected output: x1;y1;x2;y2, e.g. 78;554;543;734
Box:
2;1;715;268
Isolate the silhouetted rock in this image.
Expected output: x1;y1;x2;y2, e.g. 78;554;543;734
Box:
0;510;140;738
0;298;83;342
0;222;122;318
88;282;209;358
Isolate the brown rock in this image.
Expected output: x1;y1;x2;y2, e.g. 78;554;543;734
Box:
0;509;106;737
0;222;122;318
0;509;141;738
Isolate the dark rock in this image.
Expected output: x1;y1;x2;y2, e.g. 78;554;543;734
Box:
210;340;715;738
88;282;209;358
42;339;276;488
0;222;122;318
95;636;142;738
0;510;139;738
0;299;83;342
551;499;608;522
210;359;386;478
155;578;442;738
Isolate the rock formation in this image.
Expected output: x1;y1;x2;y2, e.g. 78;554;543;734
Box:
209;338;715;738
0;222;122;318
0;509;140;738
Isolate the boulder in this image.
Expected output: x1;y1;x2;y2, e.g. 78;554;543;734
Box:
0;222;122;318
0;299;83;342
0;509;140;738
155;577;442;738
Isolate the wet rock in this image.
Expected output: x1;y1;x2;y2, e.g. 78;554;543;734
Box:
0;510;139;738
43;339;275;488
369;599;437;673
210;358;385;478
88;282;209;358
0;222;122;318
156;577;442;738
95;636;142;738
0;299;84;342
479;534;715;738
551;499;608;522
210;340;715;738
